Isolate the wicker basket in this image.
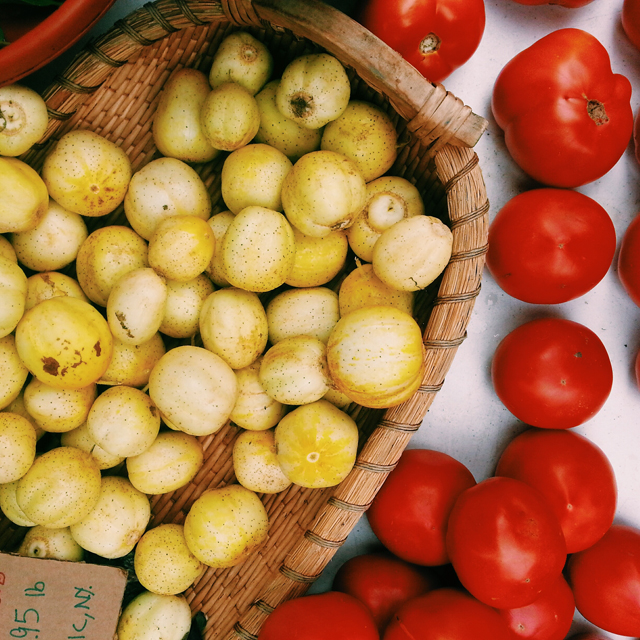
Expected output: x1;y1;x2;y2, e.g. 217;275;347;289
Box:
0;1;490;638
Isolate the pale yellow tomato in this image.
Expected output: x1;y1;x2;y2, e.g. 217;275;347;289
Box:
0;412;37;483
285;226;348;288
98;332;166;388
148;346;238;437
0;157;48;233
276;54;351;129
70;476;150;559
116;592;192;640
75;225;149;307
152;68;219;163
0;84;48;156
221;206;295;293
199;287;268;370
200;82;260;151
281;150;366;238
18;525;84;562
124;157;212;241
274;399;358;489
233;429;292;494
0;254;27;338
209;31;273;95
254;80;322;162
15;296;113;390
0;334;29;411
23;378;96;433
16;446;102;528
42;130;131;217
326;305;425;408
134;523;203;595
126;430;204;495
183;484;269;567
11;198;88;272
321;100;398;181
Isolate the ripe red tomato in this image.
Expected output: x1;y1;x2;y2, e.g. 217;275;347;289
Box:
508;0;595;5
445;476;567;609
383;588;512;640
358;0;486;84
495;574;575;640
567;524;640;637
623;0;640;50
495;428;617;553
492;28;633;188
491;318;613;429
258;591;379;640
366;449;476;566
332;552;437;633
617;213;640;307
486;189;615;304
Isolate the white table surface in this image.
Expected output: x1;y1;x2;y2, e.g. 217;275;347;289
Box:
23;1;640;637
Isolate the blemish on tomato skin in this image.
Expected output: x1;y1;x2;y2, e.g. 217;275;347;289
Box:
68;350;85;368
41;357;60;375
94;341;102;357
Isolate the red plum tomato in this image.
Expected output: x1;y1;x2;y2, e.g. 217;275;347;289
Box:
445;476;567;609
257;591;379;640
383;588;512;640
495;574;575;640
332;552;437;634
366;448;476;566
358;0;486;84
486;189;615;304
491;318;613;429
567;524;640;637
495;428;617;553
508;0;595;5
617;213;640;307
623;0;640;51
492;28;633;188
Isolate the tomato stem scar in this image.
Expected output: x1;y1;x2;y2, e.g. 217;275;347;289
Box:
419;33;441;56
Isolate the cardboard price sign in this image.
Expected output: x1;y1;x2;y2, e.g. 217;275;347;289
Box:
0;553;127;640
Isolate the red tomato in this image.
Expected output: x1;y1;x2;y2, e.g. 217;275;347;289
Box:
496;574;575;640
332;552;437;634
567;524;640;637
445;476;567;609
491;318;613;429
623;0;640;50
486;189;615;304
358;0;486;84
495;428;617;553
258;591;379;640
617;213;640;307
492;28;633;188
508;0;595;5
383;588;512;640
565;635;608;640
366;449;476;566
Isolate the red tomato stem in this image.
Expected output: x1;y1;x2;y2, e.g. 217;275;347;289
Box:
586;98;608;126
419;33;441;55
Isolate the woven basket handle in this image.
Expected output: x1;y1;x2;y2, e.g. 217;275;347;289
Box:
226;0;488;151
